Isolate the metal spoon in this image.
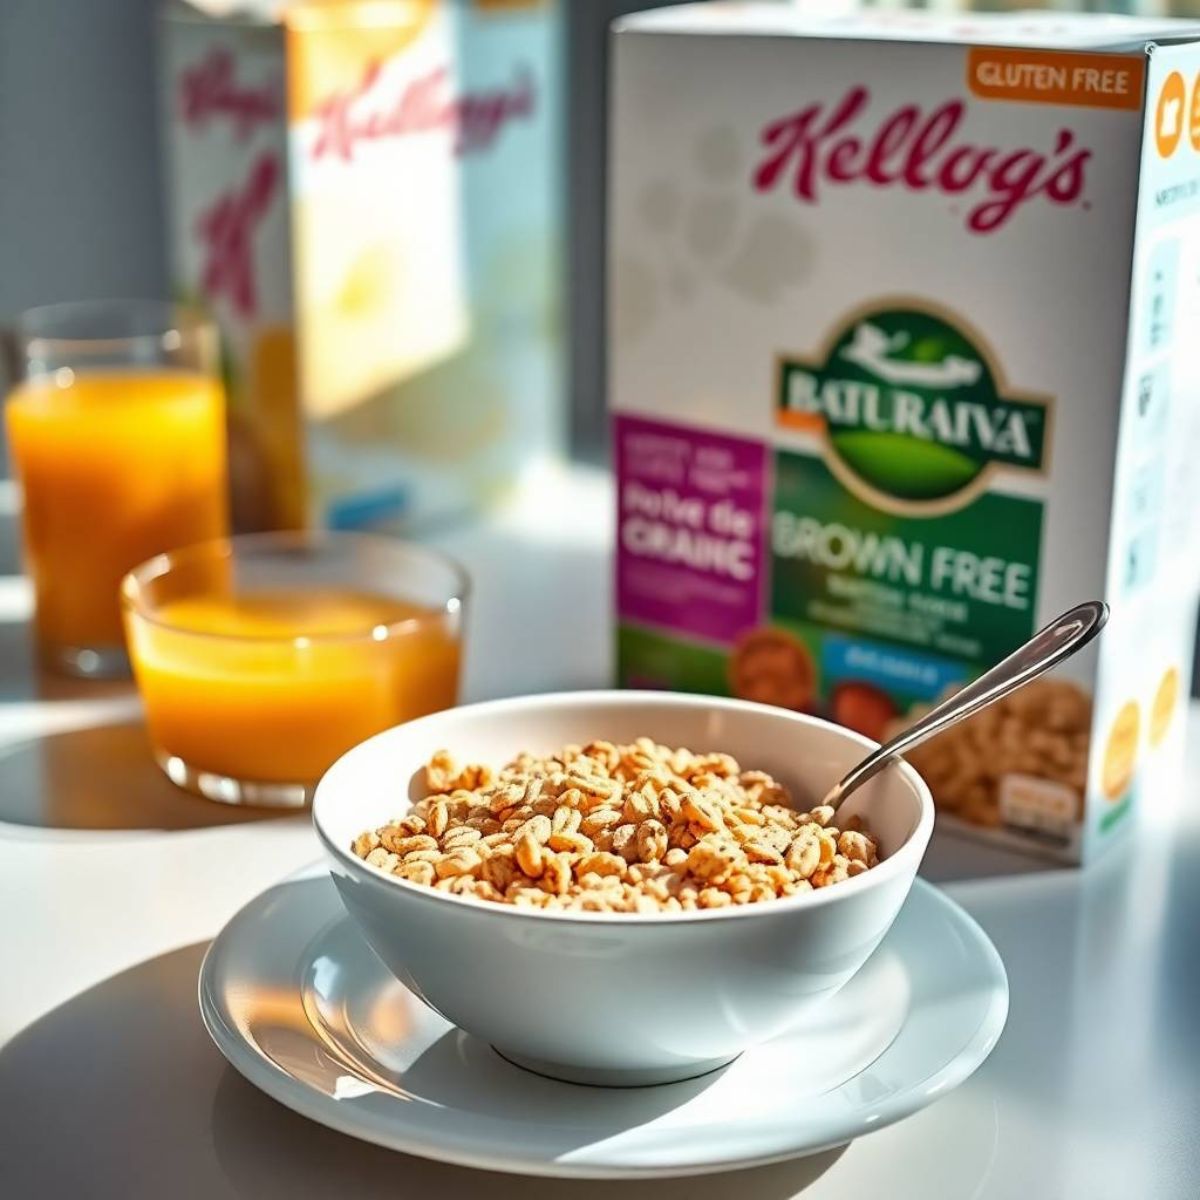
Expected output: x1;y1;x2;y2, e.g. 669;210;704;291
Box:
822;599;1109;811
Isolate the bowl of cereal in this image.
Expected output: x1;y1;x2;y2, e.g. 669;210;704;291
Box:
313;691;934;1086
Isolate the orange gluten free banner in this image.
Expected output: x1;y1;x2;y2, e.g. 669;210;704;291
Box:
967;49;1144;111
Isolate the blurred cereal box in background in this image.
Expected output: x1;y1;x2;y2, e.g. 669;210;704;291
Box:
161;0;563;533
609;5;1200;863
315;0;565;531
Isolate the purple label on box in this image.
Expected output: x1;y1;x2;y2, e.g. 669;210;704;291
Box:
615;414;768;645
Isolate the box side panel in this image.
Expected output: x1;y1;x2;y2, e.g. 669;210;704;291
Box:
455;0;567;466
1087;42;1200;859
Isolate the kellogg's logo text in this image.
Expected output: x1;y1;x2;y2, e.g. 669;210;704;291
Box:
195;152;279;318
310;61;535;161
753;86;1091;233
180;48;280;141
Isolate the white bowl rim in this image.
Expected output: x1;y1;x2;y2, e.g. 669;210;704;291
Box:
312;690;935;926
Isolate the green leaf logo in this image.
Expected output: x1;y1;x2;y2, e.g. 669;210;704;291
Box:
778;305;1048;507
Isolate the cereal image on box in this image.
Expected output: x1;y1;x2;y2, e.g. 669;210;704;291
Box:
889;679;1092;831
729;627;815;712
610;6;1200;863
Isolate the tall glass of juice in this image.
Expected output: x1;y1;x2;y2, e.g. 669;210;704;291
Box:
5;301;228;676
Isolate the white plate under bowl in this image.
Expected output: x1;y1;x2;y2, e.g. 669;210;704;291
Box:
199;865;1006;1179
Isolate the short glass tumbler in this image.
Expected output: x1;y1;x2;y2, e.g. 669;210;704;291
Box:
121;532;467;807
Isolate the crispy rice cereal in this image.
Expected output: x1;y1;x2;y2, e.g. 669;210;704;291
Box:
351;739;880;912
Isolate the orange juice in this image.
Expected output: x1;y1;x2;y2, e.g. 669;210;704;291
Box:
124;586;460;785
7;369;227;659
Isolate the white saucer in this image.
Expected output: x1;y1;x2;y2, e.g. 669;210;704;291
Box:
199;864;1007;1179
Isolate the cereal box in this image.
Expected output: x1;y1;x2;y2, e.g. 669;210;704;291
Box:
609;6;1200;861
162;0;564;532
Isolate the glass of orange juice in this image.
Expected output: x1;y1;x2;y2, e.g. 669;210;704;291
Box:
5;300;228;677
121;532;467;807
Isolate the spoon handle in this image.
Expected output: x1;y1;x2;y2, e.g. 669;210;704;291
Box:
823;600;1109;811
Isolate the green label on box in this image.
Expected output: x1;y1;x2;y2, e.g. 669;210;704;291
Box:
617;625;731;695
777;304;1049;506
771;451;1043;669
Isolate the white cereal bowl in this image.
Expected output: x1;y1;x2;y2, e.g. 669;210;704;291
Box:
313;691;934;1087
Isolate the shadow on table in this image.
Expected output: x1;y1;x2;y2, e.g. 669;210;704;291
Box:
0;943;845;1200
0;614;143;703
0;720;303;832
918;825;1060;886
211;1060;845;1200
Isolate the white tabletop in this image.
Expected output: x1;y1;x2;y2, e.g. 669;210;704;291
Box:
0;466;1197;1198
